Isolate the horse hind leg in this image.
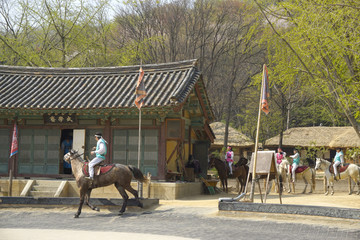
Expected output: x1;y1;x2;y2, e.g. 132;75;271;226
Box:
85;189;100;212
115;183;129;215
124;184;143;208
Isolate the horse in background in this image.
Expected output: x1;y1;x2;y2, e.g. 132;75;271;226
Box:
64;150;147;218
279;159;316;193
208;154;249;193
315;158;360;195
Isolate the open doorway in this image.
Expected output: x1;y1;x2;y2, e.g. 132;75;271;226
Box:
60;129;73;174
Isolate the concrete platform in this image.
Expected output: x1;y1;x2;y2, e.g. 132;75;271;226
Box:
218;201;360;220
0;196;159;208
0;179;203;200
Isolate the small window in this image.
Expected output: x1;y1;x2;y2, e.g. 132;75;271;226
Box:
167;119;181;138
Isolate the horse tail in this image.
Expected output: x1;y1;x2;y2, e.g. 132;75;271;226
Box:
128;165;148;183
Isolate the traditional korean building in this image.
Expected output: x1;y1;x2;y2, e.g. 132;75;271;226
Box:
209;122;254;160
0;59;214;180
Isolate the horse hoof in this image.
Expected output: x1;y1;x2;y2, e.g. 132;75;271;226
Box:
95;207;100;212
74;214;79;218
325;192;328;196
118;212;124;216
331;192;334;195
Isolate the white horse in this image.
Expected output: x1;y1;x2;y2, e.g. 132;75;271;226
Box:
276;160;290;193
315;158;360;195
279;160;315;194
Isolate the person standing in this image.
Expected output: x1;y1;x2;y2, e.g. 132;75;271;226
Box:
225;146;234;176
290;149;300;183
85;132;107;180
333;148;344;180
61;137;73;174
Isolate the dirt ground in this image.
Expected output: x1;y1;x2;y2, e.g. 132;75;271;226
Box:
159;178;360;230
185;178;359;207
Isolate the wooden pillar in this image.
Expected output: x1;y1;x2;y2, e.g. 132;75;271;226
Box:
158;121;166;180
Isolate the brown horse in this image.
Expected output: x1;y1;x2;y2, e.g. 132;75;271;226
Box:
208;155;249;193
64;150;147;218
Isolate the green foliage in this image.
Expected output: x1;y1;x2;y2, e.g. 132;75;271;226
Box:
303;143;328;159
345;148;360;164
260;0;360;128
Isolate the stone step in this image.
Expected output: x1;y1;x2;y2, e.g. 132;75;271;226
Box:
34;180;62;187
30;191;56;198
32;185;59;192
27;180;61;198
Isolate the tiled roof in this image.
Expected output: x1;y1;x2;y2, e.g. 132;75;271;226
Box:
0;59;211;114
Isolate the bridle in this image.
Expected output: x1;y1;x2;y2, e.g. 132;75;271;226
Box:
66;151;85;163
315;158;325;170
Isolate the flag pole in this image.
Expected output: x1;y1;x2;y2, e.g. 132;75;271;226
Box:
137;108;143;198
8;119;18;197
137;59;143;198
249;64;266;202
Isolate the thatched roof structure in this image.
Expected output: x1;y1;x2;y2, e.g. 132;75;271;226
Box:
210;122;254;148
265;126;360;148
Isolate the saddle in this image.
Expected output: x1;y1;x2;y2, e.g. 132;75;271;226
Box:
289;165;308;174
328;163;349;175
82;162;115;177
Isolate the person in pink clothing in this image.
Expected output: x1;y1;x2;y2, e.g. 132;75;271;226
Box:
276;148;286;165
225;146;234;175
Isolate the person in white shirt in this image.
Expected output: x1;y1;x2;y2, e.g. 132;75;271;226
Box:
85;132;107;180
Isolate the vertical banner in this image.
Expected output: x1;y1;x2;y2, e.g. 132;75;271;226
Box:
135;67;146;109
261;64;270;114
10;123;18;157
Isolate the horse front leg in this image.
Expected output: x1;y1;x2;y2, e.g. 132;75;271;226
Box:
85;189;100;212
329;179;335;195
348;177;353;195
286;175;291;193
75;188;87;218
302;176;307;194
225;178;228;193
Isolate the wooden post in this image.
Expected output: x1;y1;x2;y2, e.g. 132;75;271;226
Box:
8;169;13;197
147;172;152;199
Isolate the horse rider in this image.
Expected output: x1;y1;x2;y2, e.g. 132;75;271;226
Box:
289;149;300;183
85;132;107;180
276;148;286;165
225;146;234;176
333;148;344;181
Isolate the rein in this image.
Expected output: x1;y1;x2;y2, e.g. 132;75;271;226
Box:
70;152;86;163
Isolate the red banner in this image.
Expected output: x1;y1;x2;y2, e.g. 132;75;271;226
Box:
10;123;18;158
135;67;147;110
261;64;270;114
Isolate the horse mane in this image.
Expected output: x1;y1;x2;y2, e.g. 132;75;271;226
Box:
70;150;86;163
235;157;248;166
